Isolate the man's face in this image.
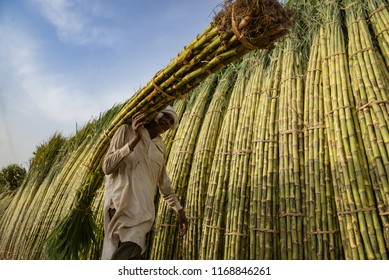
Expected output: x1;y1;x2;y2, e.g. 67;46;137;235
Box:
156;113;175;133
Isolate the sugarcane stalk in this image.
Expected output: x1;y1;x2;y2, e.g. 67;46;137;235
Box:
42;0;293;259
183;67;236;259
201;57;251;259
278;36;305;259
343;0;389;251
365;0;389;69
149;76;217;259
319;0;388;260
250;48;282;259
303;31;343;260
222;55;259;259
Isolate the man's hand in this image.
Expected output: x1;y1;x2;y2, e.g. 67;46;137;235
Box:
178;209;188;236
128;112;146;150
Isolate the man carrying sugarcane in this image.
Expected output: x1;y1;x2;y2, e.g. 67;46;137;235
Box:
101;106;188;260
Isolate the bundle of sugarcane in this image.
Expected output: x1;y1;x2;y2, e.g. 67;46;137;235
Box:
365;0;389;69
200;57;251;259
303;32;343;260
0;134;67;259
249;48;282;260
44;0;293;259
223;53;265;259
319;0;387;259
343;0;389;249
162;98;189;157
36;106;121;259
278;38;305;260
0;103;122;260
149;76;217;260
182;66;236;260
88;188;104;260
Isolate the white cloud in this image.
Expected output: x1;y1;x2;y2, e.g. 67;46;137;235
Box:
0;22;102;168
29;0;121;46
0;23;100;122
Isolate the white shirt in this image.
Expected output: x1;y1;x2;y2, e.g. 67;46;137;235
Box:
101;124;182;259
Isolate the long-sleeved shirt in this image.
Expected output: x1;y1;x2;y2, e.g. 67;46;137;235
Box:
101;124;182;259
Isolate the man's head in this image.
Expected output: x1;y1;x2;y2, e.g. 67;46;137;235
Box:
154;105;178;134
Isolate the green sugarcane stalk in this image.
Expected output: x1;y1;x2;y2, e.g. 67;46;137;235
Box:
183;67;235;259
42;0;293;259
162;99;189;157
304;31;343;259
278;37;305;259
223;54;263;259
249;48;282;259
320;0;388;259
201;57;250;259
344;0;389;250
365;0;389;69
150;76;217;259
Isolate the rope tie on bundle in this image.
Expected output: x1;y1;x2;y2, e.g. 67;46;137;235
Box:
349;47;376;60
338;207;377;216
325;105;355;117
279;212;304;217
304;124;326;131
368;5;388;19
309;229;340;235
279;75;304;85
227;105;241;111
194;149;213;155
253;139;278;143
324;52;347;60
203;224;225;230
104;130;112;140
375;27;389;38
341;1;358;10
356;100;389;112
187;216;203;220
279;129;304;135
224;231;248;236
306;68;322;73
250;228;278;234
176;150;193;155
233;149;252;155
152;77;175;101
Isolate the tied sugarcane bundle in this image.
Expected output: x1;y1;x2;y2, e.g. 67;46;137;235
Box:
45;0;294;259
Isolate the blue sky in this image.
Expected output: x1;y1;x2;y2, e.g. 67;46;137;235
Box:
0;0;222;169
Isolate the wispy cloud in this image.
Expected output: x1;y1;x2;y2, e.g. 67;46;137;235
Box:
29;0;121;46
0;22;100;123
0;21;102;167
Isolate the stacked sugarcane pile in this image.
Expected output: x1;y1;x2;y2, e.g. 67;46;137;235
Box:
223;53;266;259
149;76;218;260
343;0;389;248
39;0;293;259
319;0;387;259
181;67;237;260
249;49;282;259
278;38;306;259
2;0;389;260
162;98;189;157
200;58;251;259
303;32;343;260
0;134;68;259
0;105;121;259
366;0;389;69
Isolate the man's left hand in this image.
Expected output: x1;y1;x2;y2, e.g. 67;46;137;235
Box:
178;209;188;236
